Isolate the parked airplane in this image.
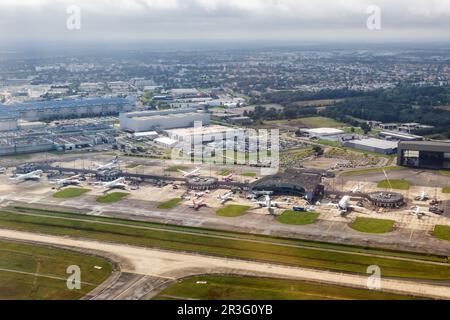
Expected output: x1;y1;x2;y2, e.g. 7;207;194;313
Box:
223;173;234;182
103;177;127;190
327;195;352;214
256;195;287;210
189;198;206;210
95;156;119;171
410;206;425;219
52;175;81;187
217;191;234;204
179;167;200;177
351;183;362;194
10;170;43;182
415;190;430;201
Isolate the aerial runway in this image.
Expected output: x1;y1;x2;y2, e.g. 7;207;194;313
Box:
0;228;449;300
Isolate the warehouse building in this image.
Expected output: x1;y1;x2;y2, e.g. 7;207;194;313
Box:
343;138;398;155
0;110;18;131
379;131;423;141
300;128;345;139
397;141;450;169
119;108;210;132
1;97;133;121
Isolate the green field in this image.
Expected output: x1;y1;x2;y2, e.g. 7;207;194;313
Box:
433;225;450;242
0;240;112;300
242;172;257;177
439;170;450;176
351;218;396;234
317;140;340;147
53;188;91;199
165;166;188;172
340;166;405;177
443;188;450;194
156;275;420;300
0;207;449;280
157;198;182;210
218;169;233;176
96;192;129;204
277;211;319;226
216;205;251;217
298;117;345;128
126;163;140;169
378;179;411;190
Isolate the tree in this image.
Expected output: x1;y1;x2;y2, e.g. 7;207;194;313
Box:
312;145;324;156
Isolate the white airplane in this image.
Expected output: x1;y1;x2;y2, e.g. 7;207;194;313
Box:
52;175;81;187
328;195;352;214
95;157;119;172
189;198;206;210
10;170;43;182
195;192;205;198
256;195;287;210
179;167;200;177
223;173;234;182
410;206;425;219
351;183;362;194
415;190;430;201
217;191;234;204
103;177;127;190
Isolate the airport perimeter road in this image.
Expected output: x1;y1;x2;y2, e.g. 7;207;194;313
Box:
1;229;450;300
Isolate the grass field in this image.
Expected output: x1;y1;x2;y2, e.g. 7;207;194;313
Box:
340;166;405;177
218;169;233;176
377;179;411;190
433;225;450;242
0;207;449;280
96;192;129;204
0;240;112;300
53;188;91;199
443;188;450;194
155;275;420;300
242;172;257;177
126;163;140;169
351;218;396;234
439;170;450;176
165;166;188;172
298;117;345;128
157;198;182;210
216;205;251;217
317;140;340;147
277;211;319;226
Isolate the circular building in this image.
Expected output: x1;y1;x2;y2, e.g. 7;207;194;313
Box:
186;177;219;191
367;192;405;208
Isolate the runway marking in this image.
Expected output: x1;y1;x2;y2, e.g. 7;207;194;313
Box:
409;229;414;242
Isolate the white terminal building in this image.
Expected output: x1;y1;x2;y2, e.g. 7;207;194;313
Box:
119;108;210;132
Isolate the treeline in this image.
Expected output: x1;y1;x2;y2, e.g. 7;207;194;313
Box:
246;85;450;138
322;86;450;138
252;88;366;105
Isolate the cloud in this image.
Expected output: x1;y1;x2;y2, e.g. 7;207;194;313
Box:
1;0;450;42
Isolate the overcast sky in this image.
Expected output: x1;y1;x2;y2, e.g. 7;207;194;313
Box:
2;0;450;44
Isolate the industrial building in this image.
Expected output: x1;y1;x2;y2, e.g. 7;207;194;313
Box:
0;97;133;121
119;109;210;132
0;111;18;131
379;131;423;141
300;128;344;140
343;138;398;155
397;141;450;169
250;169;325;201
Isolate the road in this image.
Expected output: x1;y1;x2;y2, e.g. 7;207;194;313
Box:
1;228;449;300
